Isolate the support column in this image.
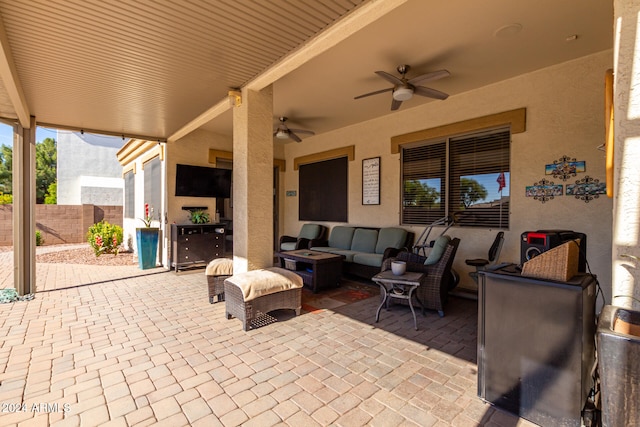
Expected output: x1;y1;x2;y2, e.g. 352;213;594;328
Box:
232;86;274;273
13;117;36;295
613;0;640;310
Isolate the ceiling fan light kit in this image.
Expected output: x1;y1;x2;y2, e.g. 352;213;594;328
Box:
392;87;413;101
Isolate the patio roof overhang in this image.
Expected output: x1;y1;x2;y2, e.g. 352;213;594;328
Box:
0;0;612;140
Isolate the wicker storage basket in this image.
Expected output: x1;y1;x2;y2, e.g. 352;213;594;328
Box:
284;258;297;271
521;240;580;282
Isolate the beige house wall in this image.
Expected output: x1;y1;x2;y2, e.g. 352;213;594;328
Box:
282;50;614;295
165;129;233;225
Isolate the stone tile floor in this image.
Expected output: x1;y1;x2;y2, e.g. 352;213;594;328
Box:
0;257;536;426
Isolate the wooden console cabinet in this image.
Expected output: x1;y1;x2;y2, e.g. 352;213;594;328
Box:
170;224;225;271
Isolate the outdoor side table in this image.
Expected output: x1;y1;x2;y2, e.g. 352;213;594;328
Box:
372;270;425;330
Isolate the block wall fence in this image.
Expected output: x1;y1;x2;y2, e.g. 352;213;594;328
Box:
0;205;123;246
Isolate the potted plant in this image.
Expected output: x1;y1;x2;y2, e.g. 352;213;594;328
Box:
136;203;159;269
190;209;210;224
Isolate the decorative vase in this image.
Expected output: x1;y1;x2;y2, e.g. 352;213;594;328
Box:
391;260;406;276
136;228;159;270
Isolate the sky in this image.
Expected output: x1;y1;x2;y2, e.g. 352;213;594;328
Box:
0;122;58;146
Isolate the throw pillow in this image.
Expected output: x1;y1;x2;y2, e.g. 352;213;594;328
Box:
424;235;451;265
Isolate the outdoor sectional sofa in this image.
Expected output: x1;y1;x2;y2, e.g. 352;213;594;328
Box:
310;226;414;279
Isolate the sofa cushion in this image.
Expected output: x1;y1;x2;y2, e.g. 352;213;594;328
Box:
350;228;378;253
280;241;297;251
328;226;355;250
329;249;359;263
353;252;384;268
375;227;408;254
308;247;353;262
299;223;323;240
424;235;451;265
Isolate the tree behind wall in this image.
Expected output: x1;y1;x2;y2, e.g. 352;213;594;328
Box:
0;144;12;195
35;138;57;203
0;137;57;204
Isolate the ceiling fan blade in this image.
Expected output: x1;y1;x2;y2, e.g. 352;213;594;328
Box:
407;69;450;85
375;71;403;85
354;87;393;99
288;131;302;143
288;128;315;135
414;85;449;100
391;98;402;111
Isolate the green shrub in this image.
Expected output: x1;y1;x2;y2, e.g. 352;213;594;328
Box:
87;220;123;257
35;230;43;246
0;193;12;204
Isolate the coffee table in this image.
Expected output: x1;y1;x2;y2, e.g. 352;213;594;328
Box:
276;250;344;293
372;270;425;330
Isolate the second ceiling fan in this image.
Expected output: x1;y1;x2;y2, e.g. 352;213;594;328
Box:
354;64;450;111
273;117;315;142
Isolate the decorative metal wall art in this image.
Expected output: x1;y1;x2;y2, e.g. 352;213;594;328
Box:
566;175;606;203
525;178;563;203
545;155;586;181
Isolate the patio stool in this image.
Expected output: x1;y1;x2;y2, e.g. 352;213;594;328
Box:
206;258;233;304
224;267;303;331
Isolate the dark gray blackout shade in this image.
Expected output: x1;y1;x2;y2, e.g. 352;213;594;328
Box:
299;157;348;222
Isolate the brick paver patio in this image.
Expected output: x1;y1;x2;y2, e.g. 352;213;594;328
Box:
0;255;535;426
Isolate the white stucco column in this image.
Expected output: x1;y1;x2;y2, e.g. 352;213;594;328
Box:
13;117;36;295
612;0;640;310
232;86;274;273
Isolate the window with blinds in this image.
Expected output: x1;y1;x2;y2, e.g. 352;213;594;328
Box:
143;156;162;222
124;170;135;219
402;128;510;228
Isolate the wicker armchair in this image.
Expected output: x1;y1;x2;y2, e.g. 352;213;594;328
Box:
381;238;460;317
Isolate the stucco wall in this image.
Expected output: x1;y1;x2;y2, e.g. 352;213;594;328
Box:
281;50;614;296
613;0;640;310
165;129;233;225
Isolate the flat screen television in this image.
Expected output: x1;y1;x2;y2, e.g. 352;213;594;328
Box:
175;164;232;198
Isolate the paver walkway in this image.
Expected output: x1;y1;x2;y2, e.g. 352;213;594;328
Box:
0;254;535;426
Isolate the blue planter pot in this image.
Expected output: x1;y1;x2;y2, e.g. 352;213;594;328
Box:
136;228;159;270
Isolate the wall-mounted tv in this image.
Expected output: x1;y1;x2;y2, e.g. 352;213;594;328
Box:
175;164;232;198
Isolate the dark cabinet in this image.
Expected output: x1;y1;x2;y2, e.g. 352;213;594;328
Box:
477;269;596;427
170;224;225;271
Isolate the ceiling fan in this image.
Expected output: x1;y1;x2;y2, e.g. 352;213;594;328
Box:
273;117;315;142
354;64;450;110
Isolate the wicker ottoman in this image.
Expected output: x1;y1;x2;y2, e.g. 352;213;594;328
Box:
206;258;233;304
224;267;303;331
